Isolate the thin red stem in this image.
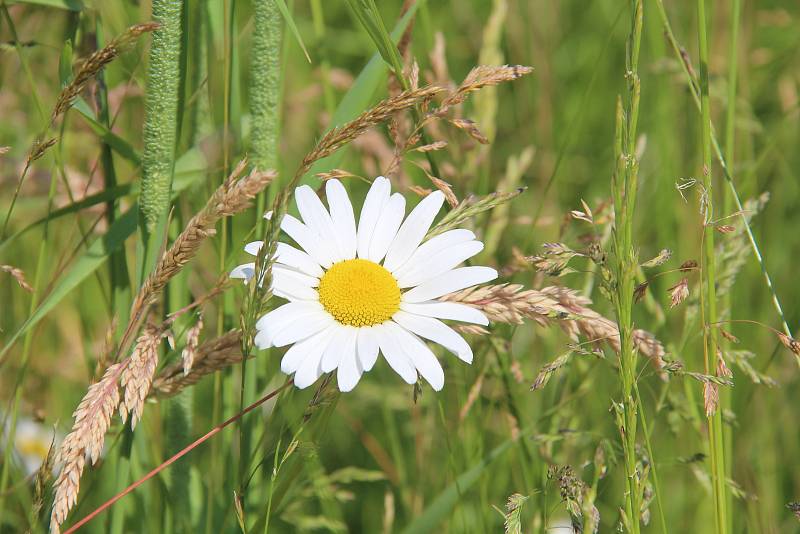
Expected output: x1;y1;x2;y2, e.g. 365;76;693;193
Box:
63;379;293;534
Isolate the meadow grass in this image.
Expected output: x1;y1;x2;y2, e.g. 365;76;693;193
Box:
1;1;800;533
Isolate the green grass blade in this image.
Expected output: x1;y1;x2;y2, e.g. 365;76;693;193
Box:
274;0;311;63
400;437;514;534
72;99;142;166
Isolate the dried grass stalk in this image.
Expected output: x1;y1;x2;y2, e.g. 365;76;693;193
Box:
151;330;243;398
440;65;533;111
119;161;274;360
51;23;159;122
50;362;126;532
119;325;163;429
294;86;442;181
442;284;665;365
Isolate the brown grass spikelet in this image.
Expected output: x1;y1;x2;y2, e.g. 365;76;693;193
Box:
429;176;459;207
25;137;57;166
316;168;358;182
181;314;204;376
119;325;163;428
441;65;534;110
1;264;33;292
703;382;719;417
51;23;159;122
531;350;573;391
442;284;665;365
295;86;442;180
413;140;448;152
151;330;243;398
667;278;690;308
449;118;489;144
633;281;649;303
778;333;800;356
50;362;126;532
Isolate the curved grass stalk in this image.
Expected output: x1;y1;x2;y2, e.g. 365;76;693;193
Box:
654;0;791;341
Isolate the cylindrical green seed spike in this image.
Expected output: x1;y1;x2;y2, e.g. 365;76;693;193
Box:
249;0;283;172
140;0;183;231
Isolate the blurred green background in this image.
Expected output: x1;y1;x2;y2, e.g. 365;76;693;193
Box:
1;0;799;532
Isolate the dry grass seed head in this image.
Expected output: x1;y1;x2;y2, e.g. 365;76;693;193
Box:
181;314;204;376
151;329;243;398
119;325;163;428
51;23;159;122
442;284;665;365
668;278;690;308
50;362;126;531
1;264;33;292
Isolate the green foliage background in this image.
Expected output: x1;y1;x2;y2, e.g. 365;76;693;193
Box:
1;0;799;532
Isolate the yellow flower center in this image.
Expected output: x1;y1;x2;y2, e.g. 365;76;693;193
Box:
318;259;400;327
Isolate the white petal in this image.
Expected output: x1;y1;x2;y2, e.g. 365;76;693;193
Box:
400;301;489;325
280;326;335;374
244;241;262;256
230;263;255;280
392;325;445;391
255;302;325;348
321;325;357;373
337;335;363;392
326;179;358;260
356;327;380;371
367;193;406;263
391;229;475;278
295;185;343;262
280;213;334;268
275;243;324;277
271;312;335;347
245;242;324;278
391;310;473;363
396;241;484;288
401;266;498;303
294;347;326;389
375;323;417;384
357;177;391;259
383;191;444;272
271;270;319;301
273;265;318;287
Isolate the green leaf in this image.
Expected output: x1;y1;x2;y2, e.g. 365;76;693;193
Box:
7;0;83;11
58;40;73;87
274;0;311;63
73;98;142;166
400;437;515;534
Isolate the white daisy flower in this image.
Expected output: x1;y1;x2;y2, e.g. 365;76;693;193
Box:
231;176;497;392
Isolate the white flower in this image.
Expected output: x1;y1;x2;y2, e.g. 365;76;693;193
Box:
231;176;497;392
